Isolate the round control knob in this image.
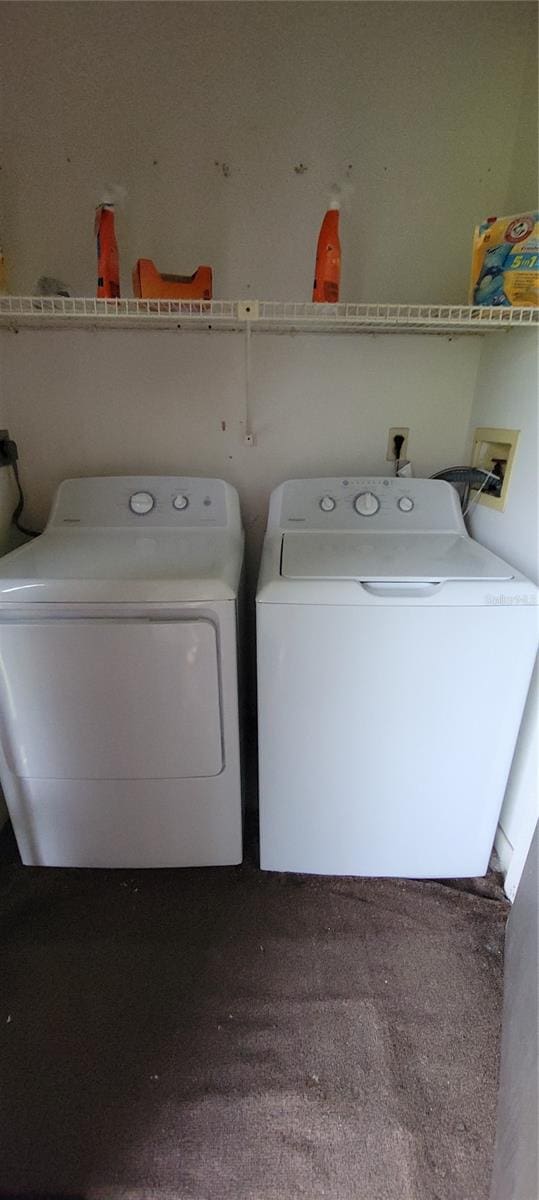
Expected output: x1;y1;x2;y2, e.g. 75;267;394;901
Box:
319;495;336;512
354;491;380;516
129;491;155;515
173;494;189;511
398;496;414;512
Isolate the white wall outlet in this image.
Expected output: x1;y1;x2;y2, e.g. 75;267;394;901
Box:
386;427;409;462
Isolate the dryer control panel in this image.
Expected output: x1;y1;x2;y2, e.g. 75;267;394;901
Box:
49;477;238;530
270;477;465;534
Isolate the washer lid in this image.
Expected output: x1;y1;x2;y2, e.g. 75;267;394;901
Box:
0;528;243;603
280;531;515;582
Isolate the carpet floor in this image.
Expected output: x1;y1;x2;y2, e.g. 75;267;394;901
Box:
0;826;507;1200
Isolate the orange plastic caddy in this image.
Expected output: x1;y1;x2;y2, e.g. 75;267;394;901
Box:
132;259;213;300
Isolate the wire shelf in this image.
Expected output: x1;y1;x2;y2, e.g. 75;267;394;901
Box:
0;295;537;333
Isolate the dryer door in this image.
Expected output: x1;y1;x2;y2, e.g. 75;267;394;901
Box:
0;618;223;779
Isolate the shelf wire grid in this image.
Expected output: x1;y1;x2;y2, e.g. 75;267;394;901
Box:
0;295;537;332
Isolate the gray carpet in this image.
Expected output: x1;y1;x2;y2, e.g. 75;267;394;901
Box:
0;829;507;1200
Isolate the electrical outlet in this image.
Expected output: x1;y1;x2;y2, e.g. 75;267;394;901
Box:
386;427;409;462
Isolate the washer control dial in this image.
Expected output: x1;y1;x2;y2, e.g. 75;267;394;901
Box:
173;494;189;511
319;495;336;512
354;491;380;516
129;491;155;515
398;496;414;512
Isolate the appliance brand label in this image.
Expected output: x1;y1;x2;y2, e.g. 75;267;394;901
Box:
485;593;535;605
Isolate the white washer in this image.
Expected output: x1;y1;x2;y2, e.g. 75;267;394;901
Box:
257;477;538;877
0;476;244;867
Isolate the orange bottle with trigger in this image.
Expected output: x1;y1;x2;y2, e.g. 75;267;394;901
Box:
95;200;120;298
312;199;341;303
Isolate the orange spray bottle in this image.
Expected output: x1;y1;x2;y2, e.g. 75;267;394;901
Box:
95;193;120;298
312;198;341;303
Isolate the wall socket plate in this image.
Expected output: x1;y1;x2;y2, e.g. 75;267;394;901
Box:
386;427;409;462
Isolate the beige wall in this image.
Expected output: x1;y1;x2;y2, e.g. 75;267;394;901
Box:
468;331;538;895
468;332;538;585
504;31;539;216
1;2;537;302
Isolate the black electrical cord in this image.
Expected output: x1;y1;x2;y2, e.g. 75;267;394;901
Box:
11;460;40;539
0;435;41;538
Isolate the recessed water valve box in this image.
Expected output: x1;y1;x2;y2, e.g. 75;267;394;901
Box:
470;427;520;511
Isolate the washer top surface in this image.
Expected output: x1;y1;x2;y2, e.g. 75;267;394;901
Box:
0;477;243;604
281;530;515;583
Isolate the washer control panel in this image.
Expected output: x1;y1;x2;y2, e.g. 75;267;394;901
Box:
50;477;235;528
273;477;463;533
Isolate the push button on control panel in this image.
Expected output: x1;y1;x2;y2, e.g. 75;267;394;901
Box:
129;491;155;515
398;496;414;512
172;494;189;511
319;495;336;512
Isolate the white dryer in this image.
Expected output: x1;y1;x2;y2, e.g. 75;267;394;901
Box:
0;476;243;867
257;477;537;877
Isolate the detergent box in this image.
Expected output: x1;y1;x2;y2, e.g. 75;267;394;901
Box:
469;213;539;307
